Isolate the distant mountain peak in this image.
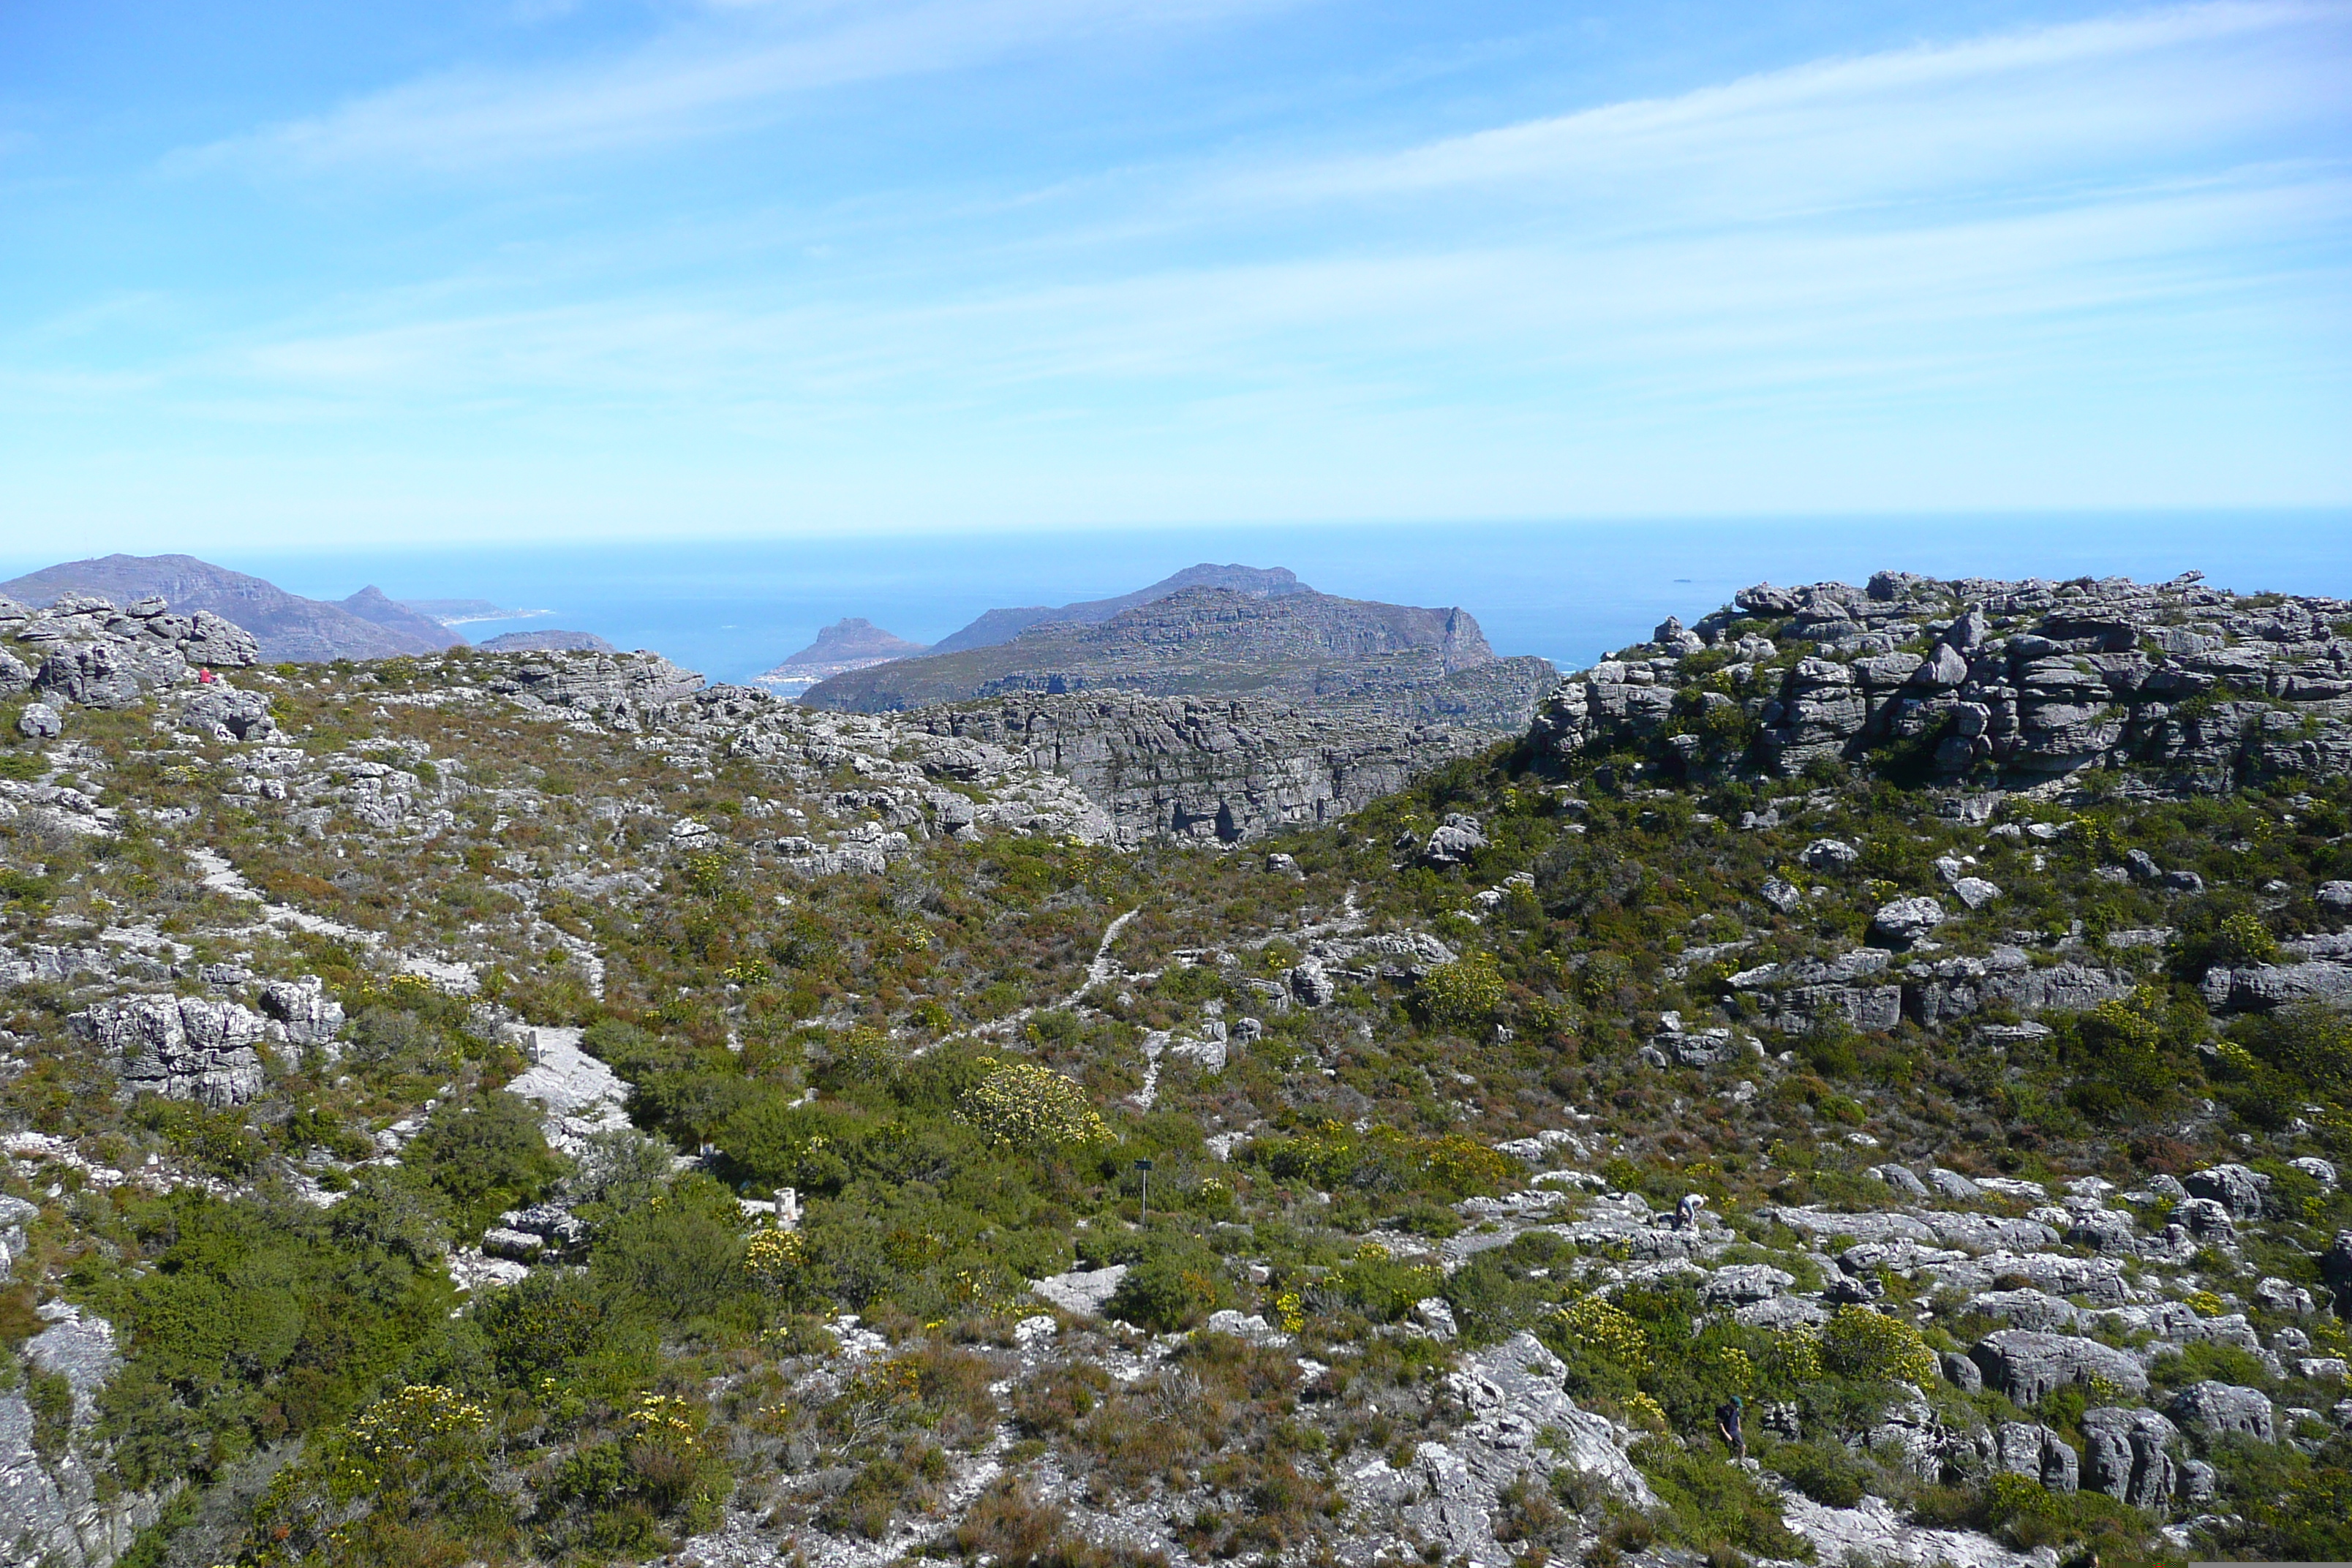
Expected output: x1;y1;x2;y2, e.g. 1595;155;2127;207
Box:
927;562;1311;655
750;617;932;693
0;553;454;663
340;585;464;651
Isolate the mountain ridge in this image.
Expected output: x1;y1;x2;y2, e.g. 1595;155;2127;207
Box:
928;562;1310;654
802;584;1547;720
0;554;449;662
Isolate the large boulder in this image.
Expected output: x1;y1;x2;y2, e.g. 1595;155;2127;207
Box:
1869;897;1945;947
1422;813;1487;867
174;684;279;742
260;976;345;1047
1970;1330;2148;1406
1029;1264;1127;1316
2081;1406;2179;1509
2168;1380;2274;1441
5;593;260;713
2201;960;2352;1012
1801;838;1861;870
1990;1422;2078;1493
2183;1163;2270;1223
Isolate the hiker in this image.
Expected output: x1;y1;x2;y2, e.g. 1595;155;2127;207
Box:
1717;1395;1745;1460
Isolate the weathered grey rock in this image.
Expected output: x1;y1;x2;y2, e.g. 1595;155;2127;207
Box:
1971;1330;2148;1405
2184;1163;2269;1222
906;690;1501;845
1921;1213;2060;1253
259;976;345;1047
1869;1164;1931;1199
1968;1289;2080;1332
1927;1166;1984;1202
16;703;60;739
71;995;269;1106
1365;1330;1651;1564
1700;1264;1795;1305
2081;1406;2178;1508
1802;837;1861;870
480;1226;544;1262
1941;1351;1983;1393
173;684;277;742
1952;876;2002;910
1411;1297;1458;1340
1760;875;1803;913
1030;1264;1128;1316
1288;957;1336;1009
502;1202;589;1249
2171;1197;2236;1247
2203;959;2352;1012
2317;880;2352;912
2169;1380;2274;1441
2291;1156;2339;1186
2256;1276;2317;1315
489;649;704;721
1730;946;1904;1032
1991;1422;2078;1493
7;592;260;719
1528;572;2352;786
1422;813;1487;867
1736;1294;1831;1330
1870;896;1945;946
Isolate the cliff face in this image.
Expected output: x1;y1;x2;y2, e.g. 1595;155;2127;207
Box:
1534;570;2352;788
803;586;1540;715
908;692;1506;846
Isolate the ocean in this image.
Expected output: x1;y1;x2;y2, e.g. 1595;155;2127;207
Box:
8;513;2348;685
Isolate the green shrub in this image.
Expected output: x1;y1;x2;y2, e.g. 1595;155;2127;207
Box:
589;1175;752;1326
1765;1437;1868;1507
404;1091;567;1231
1417;951;1506;1032
1105;1235;1226;1331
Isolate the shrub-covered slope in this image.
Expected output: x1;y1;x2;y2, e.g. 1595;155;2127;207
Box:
0;580;2349;1568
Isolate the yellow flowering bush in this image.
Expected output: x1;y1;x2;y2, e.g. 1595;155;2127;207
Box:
1820;1306;1937;1384
957;1058;1111;1152
745;1226;807;1294
334;1385;490;1498
1554;1295;1651;1373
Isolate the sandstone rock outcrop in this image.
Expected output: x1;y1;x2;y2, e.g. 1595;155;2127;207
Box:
71;995;270;1106
2;554;437;662
1970;1329;2148;1405
1532;570;2352;786
1;592;258;710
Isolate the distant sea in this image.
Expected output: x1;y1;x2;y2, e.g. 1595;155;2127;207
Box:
7;513;2347;686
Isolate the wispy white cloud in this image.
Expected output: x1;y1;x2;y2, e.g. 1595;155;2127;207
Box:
1206;1;2351;222
175;0;1294;172
214;161;2348;415
37;1;2348;524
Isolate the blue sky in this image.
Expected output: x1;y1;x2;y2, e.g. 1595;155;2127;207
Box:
1;0;2347;551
